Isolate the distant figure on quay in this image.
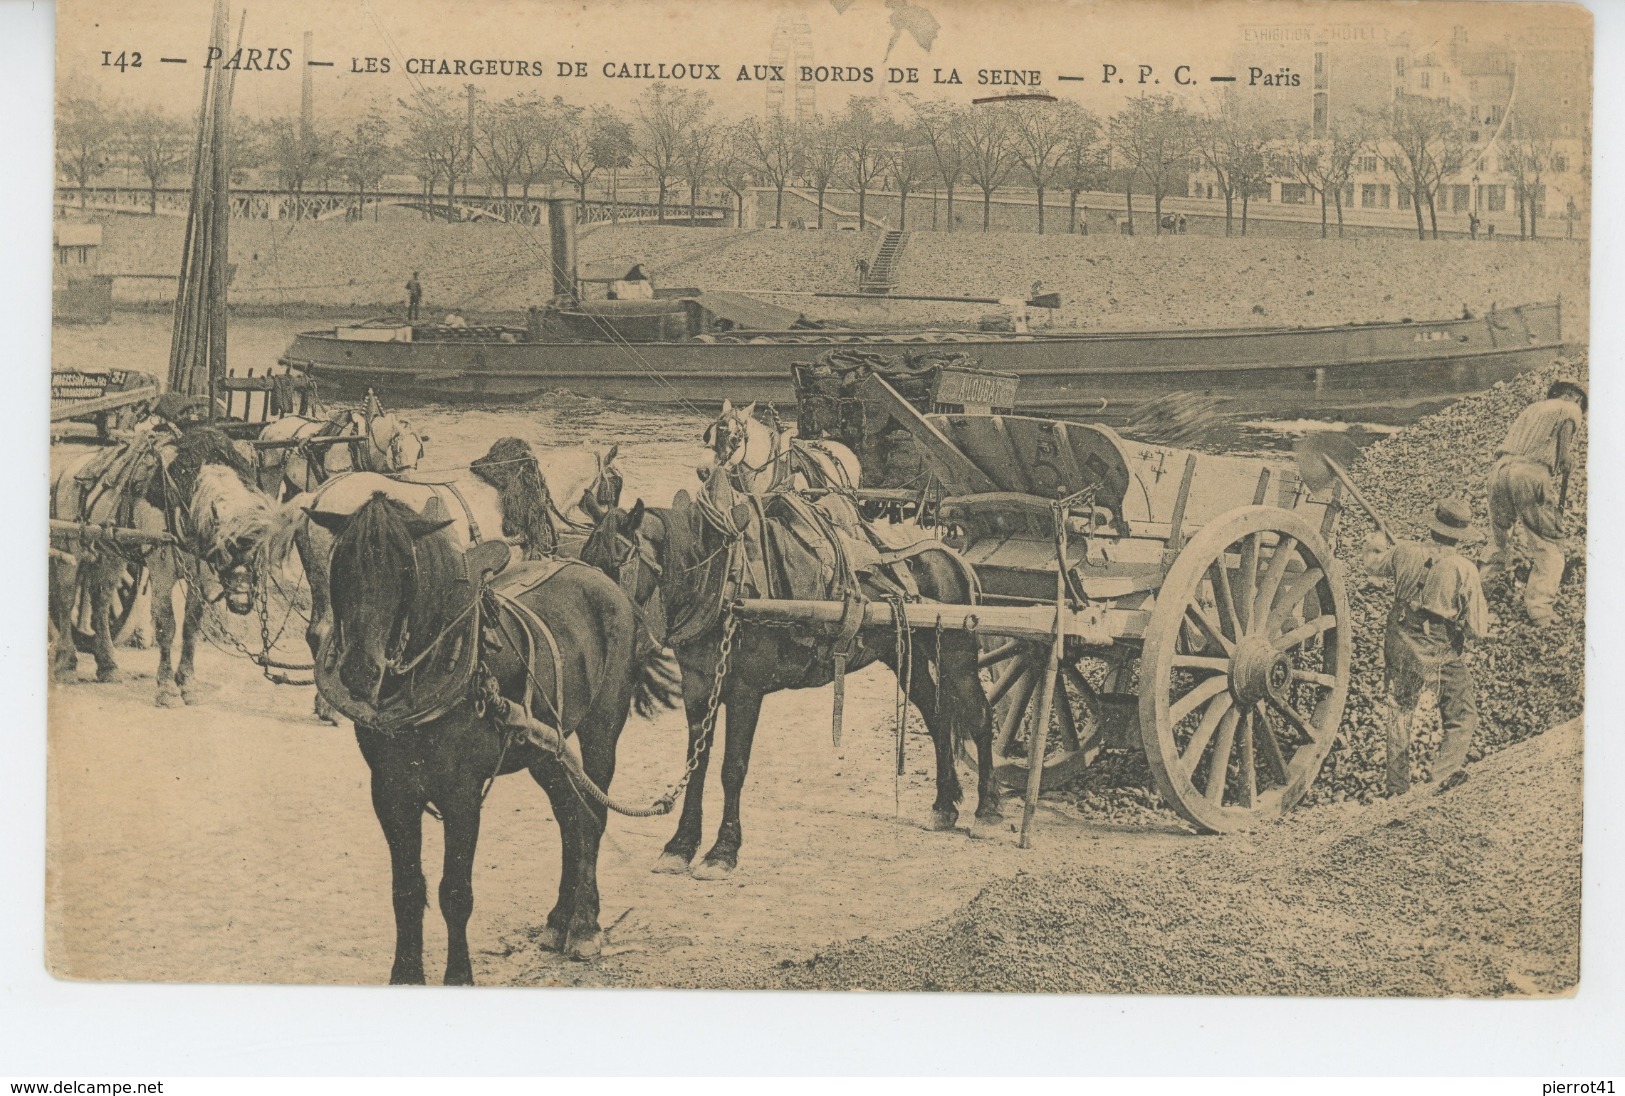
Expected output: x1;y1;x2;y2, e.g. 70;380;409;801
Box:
406;272;423;322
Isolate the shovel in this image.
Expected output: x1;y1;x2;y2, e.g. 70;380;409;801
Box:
1293;431;1395;544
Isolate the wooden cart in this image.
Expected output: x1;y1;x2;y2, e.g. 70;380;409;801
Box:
738;366;1351;838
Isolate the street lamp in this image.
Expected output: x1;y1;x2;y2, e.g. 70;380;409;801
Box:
1472;172;1480;214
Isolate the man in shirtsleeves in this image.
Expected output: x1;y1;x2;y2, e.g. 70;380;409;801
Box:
1484;378;1586;626
1362;497;1491;797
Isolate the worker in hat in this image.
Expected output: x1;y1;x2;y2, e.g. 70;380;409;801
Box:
1484;377;1586;625
1362;497;1490;796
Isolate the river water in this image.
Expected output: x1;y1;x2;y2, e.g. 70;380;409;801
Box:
52;312;1367;502
53;312;720;505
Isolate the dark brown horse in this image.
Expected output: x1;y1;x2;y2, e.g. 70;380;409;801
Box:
307;492;676;982
580;473;1001;879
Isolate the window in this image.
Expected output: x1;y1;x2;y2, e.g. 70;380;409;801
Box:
1452;184;1471;212
1341;183;1355;208
1399;189;1413;210
1280;183;1311;205
1396;57;1407;78
1554;154;1570;173
1486;184;1506;212
1358;155;1378;174
1420;71;1431;89
1487;105;1503;124
1314;51;1328;90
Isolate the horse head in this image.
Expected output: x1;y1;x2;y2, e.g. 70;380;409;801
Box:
182;446;278;617
581;498;663;613
362;410;427;475
305;493;457;707
580;443;624;517
703;399;761;472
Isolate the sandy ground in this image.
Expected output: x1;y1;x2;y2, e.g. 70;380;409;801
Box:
46;630;1579;993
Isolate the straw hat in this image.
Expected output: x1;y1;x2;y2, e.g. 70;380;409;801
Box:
1428;497;1482;543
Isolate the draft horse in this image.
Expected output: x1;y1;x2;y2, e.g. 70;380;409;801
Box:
307;493;677;980
703;399;861;496
285;438;622;723
254;396;426;498
581;472;1002;879
50;426;284;706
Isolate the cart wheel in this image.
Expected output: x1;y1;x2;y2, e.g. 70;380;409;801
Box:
1138;505;1350;833
982;640;1105;791
73;561;145;654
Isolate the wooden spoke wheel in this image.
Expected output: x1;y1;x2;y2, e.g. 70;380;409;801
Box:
1138;505;1350;833
981;639;1106;792
72;561;145;654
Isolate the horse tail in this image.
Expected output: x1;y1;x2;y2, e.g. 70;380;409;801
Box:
630;644;682;720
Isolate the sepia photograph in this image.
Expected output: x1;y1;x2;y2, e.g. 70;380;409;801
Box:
39;0;1597;1008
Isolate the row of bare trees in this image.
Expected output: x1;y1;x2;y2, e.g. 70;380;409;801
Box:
57;85;1579;241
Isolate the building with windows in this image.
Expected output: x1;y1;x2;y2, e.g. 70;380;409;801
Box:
1193;18;1589;234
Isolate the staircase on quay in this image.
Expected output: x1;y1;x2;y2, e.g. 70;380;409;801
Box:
860;230;909;294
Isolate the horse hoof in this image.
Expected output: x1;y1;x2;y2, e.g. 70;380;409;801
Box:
180;688;198;706
929;808;960;832
155;689;183;708
95;669;123;685
651;852;693;875
969;814;1004;841
537;925;567;952
566;931;603;960
690;857;736;881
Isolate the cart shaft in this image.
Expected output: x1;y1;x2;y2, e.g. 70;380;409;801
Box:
731;598;1138;646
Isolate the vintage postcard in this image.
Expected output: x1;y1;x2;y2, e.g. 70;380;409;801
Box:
48;0;1589;993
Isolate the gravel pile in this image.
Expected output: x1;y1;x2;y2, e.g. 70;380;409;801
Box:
1306;353;1588;806
745;717;1581;996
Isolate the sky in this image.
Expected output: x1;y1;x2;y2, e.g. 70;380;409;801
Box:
57;0;1592;126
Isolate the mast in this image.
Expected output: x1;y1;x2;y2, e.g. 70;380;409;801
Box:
166;0;239;408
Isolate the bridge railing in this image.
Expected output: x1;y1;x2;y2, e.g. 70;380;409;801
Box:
55;186;731;225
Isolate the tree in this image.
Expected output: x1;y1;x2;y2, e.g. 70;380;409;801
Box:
263;117;335;218
1109;93;1193;235
124;107;190;215
802;115;842;229
739;112;801;228
1004;99;1096;234
1191;92;1275;237
58;96;116;208
1057;121;1108;233
715;123;756;230
634;83;711;223
959;104;1015;232
838;96;891;231
678;120;720;224
339;110;393;221
474;95;539;201
885;137;930;231
1283;118;1369;238
1379;94;1468;241
907;95;965;230
557;102;636;208
1503;108;1555;240
398;87;475;220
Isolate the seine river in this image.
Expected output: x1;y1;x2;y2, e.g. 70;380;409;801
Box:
53;311;1336;500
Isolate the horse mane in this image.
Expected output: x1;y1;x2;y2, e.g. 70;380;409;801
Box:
329;493;463;628
144;425;255;509
470;437;557;559
191;465;279;560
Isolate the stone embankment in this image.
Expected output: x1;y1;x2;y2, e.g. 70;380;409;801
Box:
93;215;1588;336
